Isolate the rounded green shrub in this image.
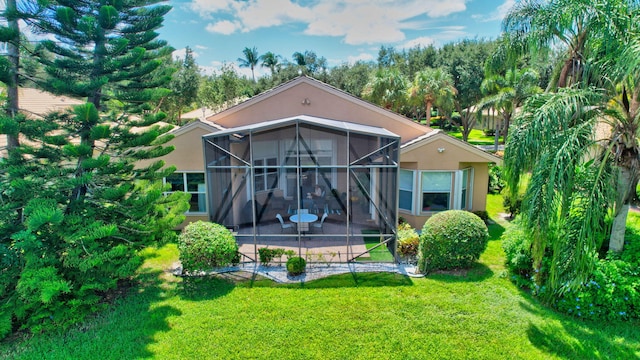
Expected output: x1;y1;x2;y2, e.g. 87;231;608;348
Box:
178;221;238;272
418;210;489;274
286;256;306;276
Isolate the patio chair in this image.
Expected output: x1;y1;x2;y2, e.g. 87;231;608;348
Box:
311;213;328;233
276;213;294;233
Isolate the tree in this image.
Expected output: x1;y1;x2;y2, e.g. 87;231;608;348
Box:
407;68;455;124
238;46;259;82
166;47;201;124
0;0;188;336
503;0;640;295
502;0;618;89
259;51;281;75
361;68;408;112
292;50;326;76
478;68;541;150
436;39;497;141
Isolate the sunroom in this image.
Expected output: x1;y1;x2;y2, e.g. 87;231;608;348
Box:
203;115;400;263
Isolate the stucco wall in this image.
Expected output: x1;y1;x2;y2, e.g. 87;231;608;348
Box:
399;136;494;229
208;81;428;143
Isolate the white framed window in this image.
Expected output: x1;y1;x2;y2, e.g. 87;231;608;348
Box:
399;169;414;212
165;172;207;214
254;157;278;192
421;171;452;212
460;168;473;210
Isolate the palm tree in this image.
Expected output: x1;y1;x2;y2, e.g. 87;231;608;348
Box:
478;68;541;150
502;0;618;89
238;46;259;82
259;51;281;75
407;68;455;124
361;68;408;112
503;0;640;293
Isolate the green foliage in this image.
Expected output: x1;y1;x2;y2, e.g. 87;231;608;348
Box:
502;219;535;289
472;210;490;223
286;256;306;276
258;247;293;266
503;192;524;218
178;222;239;272
552;258;640;321
418;210;489;274
488;165;505;194
396;222;419;261
0;0;189;339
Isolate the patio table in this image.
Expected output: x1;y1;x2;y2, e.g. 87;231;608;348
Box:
289;213;318;233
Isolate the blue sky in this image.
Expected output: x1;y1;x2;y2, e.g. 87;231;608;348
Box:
161;0;514;77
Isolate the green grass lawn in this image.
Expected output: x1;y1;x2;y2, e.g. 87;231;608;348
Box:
2;195;639;359
446;128;502;145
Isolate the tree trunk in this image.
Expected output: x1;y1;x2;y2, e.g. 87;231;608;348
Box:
6;0;20;151
425;100;432;125
609;167;635;252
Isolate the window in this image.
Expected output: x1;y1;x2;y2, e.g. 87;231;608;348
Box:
254;157;278;192
421;172;451;212
461;168;470;209
165;172;206;213
399;169;414;211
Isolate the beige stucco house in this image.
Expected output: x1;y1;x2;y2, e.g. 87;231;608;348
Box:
157;76;500;262
4;79;500;262
160;76;500;231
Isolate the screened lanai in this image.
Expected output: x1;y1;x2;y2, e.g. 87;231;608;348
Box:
203;115;400;263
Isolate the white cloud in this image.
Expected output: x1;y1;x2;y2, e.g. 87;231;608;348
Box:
346;53;375;64
188;0;468;45
206;20;240;35
172;47;200;61
473;0;515;22
400;36;436;49
195;45;208;50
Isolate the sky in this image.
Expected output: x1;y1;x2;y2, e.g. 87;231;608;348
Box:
162;0;515;77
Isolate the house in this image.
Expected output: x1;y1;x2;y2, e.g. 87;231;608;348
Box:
158;76;501;262
4;80;500;263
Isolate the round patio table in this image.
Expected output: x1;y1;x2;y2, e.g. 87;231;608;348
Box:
289;213;318;233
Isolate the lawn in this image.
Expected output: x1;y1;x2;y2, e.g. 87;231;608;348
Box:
1;195;639;359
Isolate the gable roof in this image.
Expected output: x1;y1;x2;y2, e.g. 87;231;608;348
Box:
401;130;502;164
204;76;430;142
204;114;400;140
171;119;225;137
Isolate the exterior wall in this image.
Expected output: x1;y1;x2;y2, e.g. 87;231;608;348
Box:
208;81;428;143
138;125;214;228
399;137;495;229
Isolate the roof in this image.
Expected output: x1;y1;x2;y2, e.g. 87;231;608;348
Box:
15;88;84;118
203;114;400;140
171;119;225;137
401;130;502;164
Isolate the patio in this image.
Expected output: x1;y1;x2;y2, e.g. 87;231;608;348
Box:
203;115;400;263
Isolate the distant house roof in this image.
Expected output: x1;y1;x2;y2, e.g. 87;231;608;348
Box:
14;88;85;118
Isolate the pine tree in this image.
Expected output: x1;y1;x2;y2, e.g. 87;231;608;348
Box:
0;0;189;337
165;46;201;124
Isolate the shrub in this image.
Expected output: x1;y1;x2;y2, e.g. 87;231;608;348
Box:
258;247;286;266
178;221;238;272
472;210;490;224
397;222;419;261
286;256;306;276
488;165;506;194
502;219;535;289
552;258;640;321
503;193;524;218
418;210;489;274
